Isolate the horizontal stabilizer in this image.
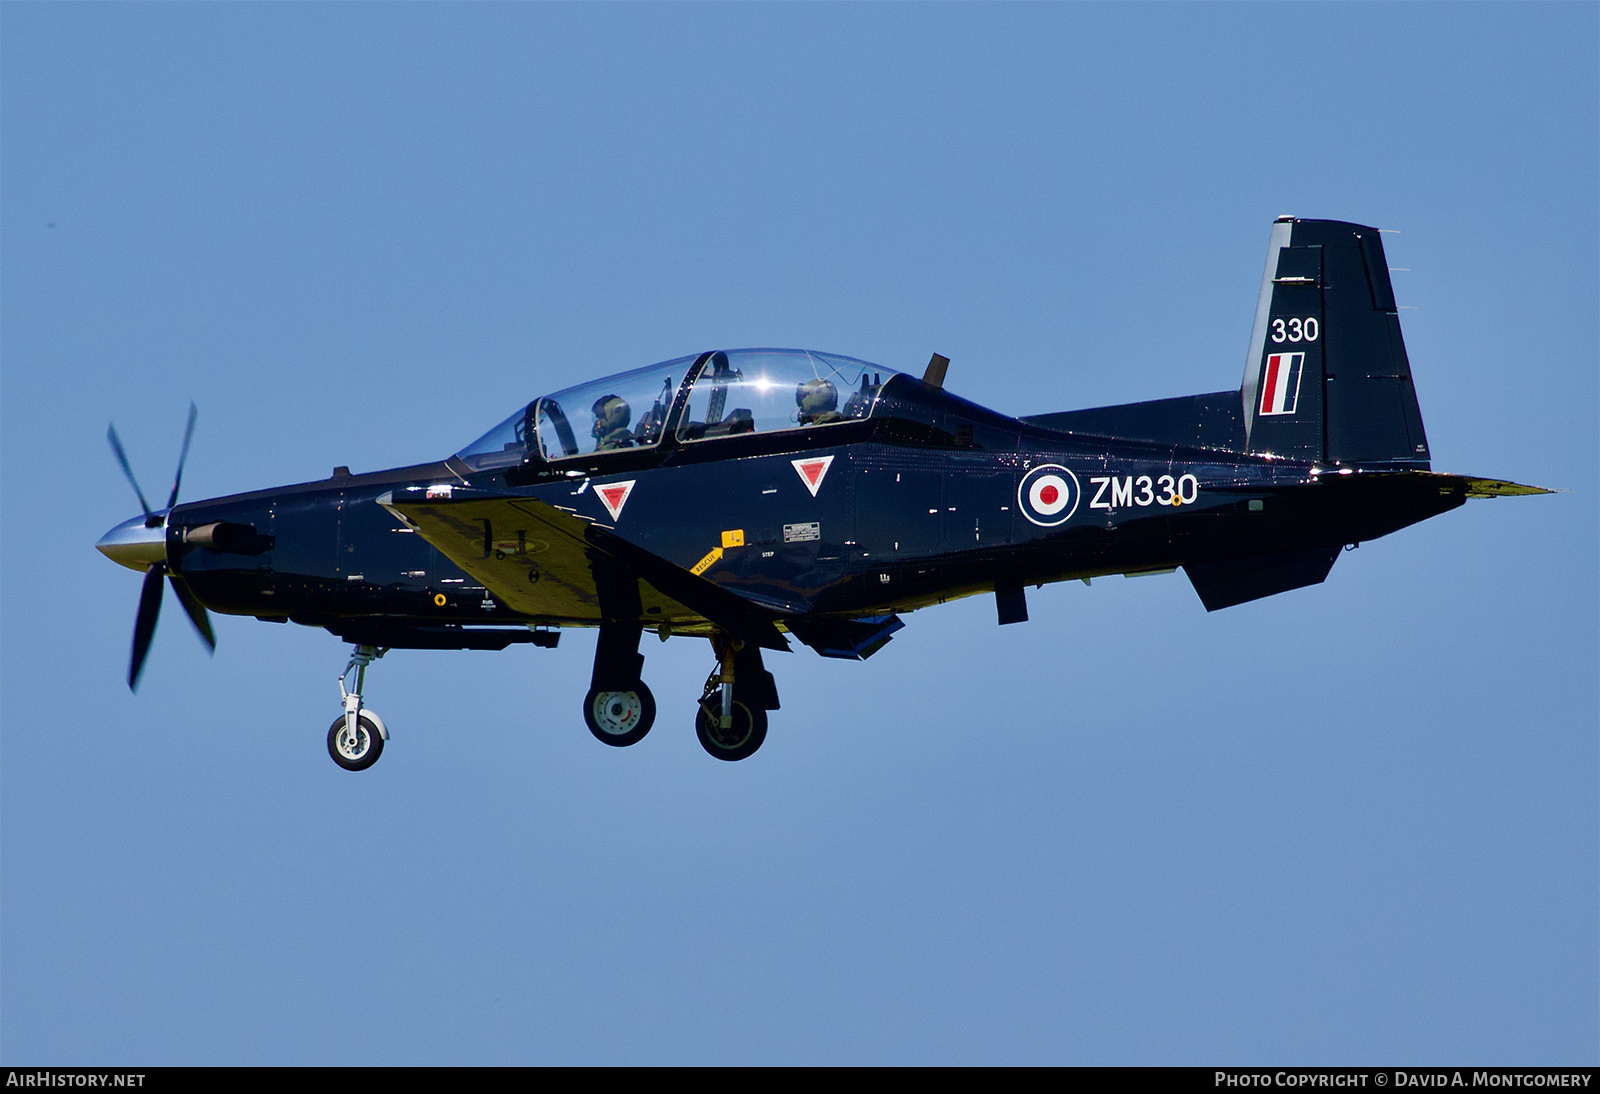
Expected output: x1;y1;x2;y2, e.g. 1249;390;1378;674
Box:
1184;547;1341;612
1446;475;1553;498
1339;469;1554;498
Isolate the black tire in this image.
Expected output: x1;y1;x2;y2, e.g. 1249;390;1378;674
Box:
583;683;656;747
327;713;384;771
694;699;767;761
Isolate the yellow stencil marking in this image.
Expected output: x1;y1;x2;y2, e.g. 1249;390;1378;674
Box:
721;529;745;548
433;593;448;607
690;547;724;575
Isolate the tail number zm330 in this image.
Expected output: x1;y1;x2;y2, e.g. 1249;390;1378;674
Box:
1089;473;1200;509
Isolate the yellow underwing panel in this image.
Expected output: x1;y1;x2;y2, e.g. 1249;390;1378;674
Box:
377;490;790;651
380;494;699;624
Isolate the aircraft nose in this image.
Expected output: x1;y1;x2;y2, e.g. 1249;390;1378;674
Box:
97;513;167;572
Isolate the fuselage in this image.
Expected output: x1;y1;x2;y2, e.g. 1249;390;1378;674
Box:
111;372;1464;650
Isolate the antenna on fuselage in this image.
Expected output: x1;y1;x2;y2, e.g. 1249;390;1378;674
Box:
922;353;950;388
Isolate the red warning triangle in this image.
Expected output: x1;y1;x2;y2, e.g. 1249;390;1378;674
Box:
595;479;636;522
791;455;835;497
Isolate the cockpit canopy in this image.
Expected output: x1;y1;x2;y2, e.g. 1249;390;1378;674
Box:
456;349;897;470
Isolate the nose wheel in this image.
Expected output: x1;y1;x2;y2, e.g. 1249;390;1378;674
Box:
328;712;386;771
328;644;389;771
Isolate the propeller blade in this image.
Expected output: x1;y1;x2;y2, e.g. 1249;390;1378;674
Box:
165;402;198;511
168;572;216;652
130;563;166;691
107;424;155;522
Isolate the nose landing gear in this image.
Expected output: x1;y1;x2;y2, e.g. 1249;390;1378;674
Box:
327;644;388;771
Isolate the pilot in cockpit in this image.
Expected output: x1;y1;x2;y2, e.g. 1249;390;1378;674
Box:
796;378;843;426
591;395;634;451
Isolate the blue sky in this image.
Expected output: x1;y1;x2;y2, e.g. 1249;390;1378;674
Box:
2;2;1595;1065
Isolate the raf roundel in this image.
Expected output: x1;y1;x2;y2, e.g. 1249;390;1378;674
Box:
1018;464;1081;527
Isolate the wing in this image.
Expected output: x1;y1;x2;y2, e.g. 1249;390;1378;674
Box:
377;486;789;651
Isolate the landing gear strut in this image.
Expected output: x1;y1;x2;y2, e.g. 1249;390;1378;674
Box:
694;634;779;762
328;644;388;771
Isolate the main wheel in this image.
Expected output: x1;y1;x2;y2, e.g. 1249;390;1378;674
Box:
584;683;656;747
327;713;384;771
695;699;767;761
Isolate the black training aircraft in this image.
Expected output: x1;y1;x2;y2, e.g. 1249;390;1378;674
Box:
98;217;1547;768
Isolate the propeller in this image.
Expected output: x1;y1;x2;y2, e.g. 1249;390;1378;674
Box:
107;402;216;690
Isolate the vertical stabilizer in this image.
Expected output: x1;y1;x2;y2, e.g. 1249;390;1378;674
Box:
1241;217;1430;469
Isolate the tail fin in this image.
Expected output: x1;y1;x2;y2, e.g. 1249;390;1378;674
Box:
1241;217;1431;469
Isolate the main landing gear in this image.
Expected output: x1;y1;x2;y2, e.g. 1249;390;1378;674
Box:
581;624;780;760
584;622;657;747
693;633;779;762
328;644;389;771
583;684;656;747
